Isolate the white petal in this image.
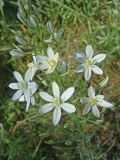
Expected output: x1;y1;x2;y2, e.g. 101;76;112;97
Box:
83;104;91;115
92;65;103;75
12;90;23;101
28;82;37;90
53;106;61;125
52;81;60;98
30;69;36;80
45;65;56;74
86;45;94;58
24;89;30;103
61;87;74;102
31;86;37;95
9;83;19;90
36;55;41;63
33;55;37;63
45;69;53;74
24;69;32;82
19;95;25;102
55;52;59;60
80;97;89;104
92;105;100;117
27;68;36;81
76;65;84;73
54;53;59;64
73;50;85;60
96;95;104;100
38;55;48;62
97;100;113;108
88;86;95;98
47;47;54;58
39;103;54;114
74;54;85;63
26;102;30;112
92;54;106;63
13;71;23;82
84;68;91;81
27;68;34;81
39;64;48;70
61;103;76;113
31;97;35;105
39;92;53;102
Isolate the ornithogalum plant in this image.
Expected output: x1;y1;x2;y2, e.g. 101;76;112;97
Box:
9;1;113;126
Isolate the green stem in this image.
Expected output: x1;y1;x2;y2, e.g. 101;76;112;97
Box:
55;69;65;89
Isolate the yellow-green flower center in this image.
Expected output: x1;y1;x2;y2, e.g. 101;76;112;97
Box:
85;58;93;68
53;98;61;106
46;58;57;69
89;97;97;105
19;82;27;90
28;62;37;69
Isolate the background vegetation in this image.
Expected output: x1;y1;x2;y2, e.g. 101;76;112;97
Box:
0;0;120;159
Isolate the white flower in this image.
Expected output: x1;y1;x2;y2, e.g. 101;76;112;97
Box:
9;70;37;105
39;81;76;125
27;55;41;80
81;86;113;117
74;45;106;81
19;85;37;112
38;47;59;74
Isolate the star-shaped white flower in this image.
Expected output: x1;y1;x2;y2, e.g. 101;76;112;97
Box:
38;47;59;74
39;81;76;125
19;85;37;112
74;45;106;81
9;70;37;104
81;86;113;117
27;55;41;80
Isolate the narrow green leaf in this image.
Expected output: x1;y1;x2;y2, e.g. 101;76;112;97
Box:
54;28;64;42
15;36;27;45
29;16;37;27
10;49;24;58
47;21;54;33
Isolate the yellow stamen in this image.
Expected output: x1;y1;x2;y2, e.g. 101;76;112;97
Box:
46;59;57;69
19;82;27;90
53;98;61;106
28;62;37;69
85;58;93;68
89;97;97;105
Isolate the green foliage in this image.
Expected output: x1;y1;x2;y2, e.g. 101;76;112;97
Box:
0;0;120;159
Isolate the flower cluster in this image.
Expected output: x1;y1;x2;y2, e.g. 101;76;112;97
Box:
9;27;113;125
9;47;58;109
